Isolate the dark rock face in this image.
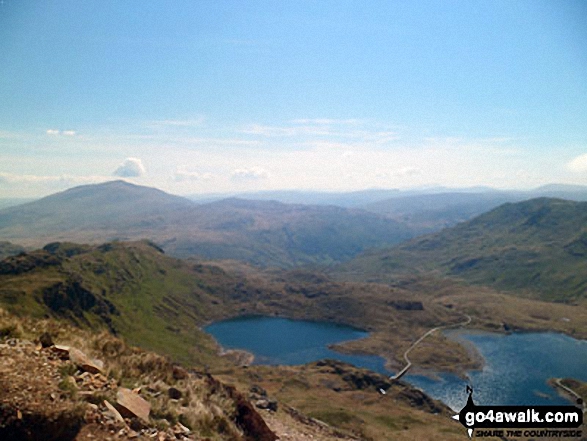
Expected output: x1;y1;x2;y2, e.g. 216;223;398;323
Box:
0;402;84;441
233;394;278;441
396;388;445;414
0;251;62;275
42;242;89;258
388;300;424;311
205;375;277;441
315;359;392;392
42;281;118;320
341;371;391;392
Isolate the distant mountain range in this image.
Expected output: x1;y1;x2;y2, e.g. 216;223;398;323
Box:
3;180;587;272
189;184;587;233
362;185;587;230
336;198;587;302
0;181;413;267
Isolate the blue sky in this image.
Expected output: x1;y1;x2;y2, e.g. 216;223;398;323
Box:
1;0;586;197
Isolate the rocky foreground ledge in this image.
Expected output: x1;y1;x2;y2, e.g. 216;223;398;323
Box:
0;334;279;441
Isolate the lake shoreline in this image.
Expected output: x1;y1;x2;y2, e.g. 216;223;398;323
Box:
205;316;587;409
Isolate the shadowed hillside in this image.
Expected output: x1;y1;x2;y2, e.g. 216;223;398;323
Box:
337;198;587;302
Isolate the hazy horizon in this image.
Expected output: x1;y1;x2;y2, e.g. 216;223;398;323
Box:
2;1;586;198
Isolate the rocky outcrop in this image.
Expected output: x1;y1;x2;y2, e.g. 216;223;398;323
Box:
0;250;62;275
0;313;285;441
49;345;105;374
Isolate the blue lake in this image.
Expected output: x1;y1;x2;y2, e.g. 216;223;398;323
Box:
204;316;587;410
204;316;389;373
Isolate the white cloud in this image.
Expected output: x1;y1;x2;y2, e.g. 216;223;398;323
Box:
240;120;399;146
113;157;146;178
174;168;214;182
391;167;423;178
46;129;76;137
241;124;298;137
231;167;270;181
290;118;361;125
393;167;422;177
568;153;587;172
148;117;206;128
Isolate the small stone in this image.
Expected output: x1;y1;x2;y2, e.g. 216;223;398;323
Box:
167;387;182;400
172;365;188;380
267;400;278;412
255;398;277;411
175;422;190;434
39;332;54;348
104;400;126;425
129;418;143;431
51;345;71;359
250;385;267;397
255;399;270;409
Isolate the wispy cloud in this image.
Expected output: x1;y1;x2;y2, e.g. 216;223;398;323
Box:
0;172;108;186
231;166;270;181
240;120;399;145
290;118;362;125
174;168;214;182
380;167;423;178
240;124;300;137
0;130;25;140
46;129;76;137
148;117;206;128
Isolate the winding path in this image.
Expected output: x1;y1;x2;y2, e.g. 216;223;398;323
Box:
553;378;586;414
390;314;472;380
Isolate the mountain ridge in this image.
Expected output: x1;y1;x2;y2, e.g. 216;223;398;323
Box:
336;197;587;302
0;181;414;267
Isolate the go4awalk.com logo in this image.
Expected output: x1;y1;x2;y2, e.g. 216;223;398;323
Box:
452;386;584;439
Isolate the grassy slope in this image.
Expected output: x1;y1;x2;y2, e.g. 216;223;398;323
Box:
0;241;246;367
337;198;587;302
